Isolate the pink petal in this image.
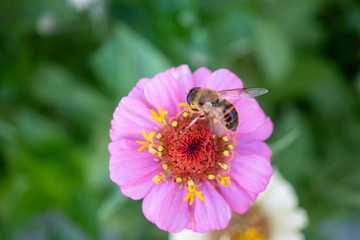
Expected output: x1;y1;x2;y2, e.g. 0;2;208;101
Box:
232;98;266;135
238;116;273;143
128;77;152;103
120;167;159;200
187;181;231;232
230;147;273;192
192;67;212;85
109;148;159;186
217;179;258;214
235;141;272;161
110;96;160;141
144;65;194;117
108;138;140;155
185;213;198;232
165;65;194;88
142;182;189;233
198;68;243;90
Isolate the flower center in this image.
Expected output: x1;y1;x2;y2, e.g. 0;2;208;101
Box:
160;116;221;182
136;105;236;205
209;206;269;240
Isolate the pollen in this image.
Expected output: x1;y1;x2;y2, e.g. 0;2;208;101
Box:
224;144;234;150
207;174;215;180
234;228;265;240
217;162;229;170
220;136;229;142
171;121;178;128
209;206;269;240
139;105;236;205
162;163;168;170
221;150;230;156
156;133;164;139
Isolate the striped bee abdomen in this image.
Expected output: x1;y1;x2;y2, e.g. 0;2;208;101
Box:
213;99;239;131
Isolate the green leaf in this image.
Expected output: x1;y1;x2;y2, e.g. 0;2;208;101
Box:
90;24;172;98
98;188;128;222
355;71;360;94
31;63;111;123
269;107;315;184
212;9;255;56
285;54;350;117
12;109;69;148
84;121;111;193
254;19;294;82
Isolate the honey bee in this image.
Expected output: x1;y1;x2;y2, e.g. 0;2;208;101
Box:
184;87;268;140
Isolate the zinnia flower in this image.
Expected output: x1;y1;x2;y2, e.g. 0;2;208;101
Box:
169;171;308;240
108;65;273;233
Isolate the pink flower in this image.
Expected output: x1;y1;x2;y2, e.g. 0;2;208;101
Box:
108;65;273;233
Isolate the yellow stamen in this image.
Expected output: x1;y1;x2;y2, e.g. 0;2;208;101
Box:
152;174;164;184
148;146;157;154
217;162;229;170
176;177;183;183
144;130;155;141
182;112;189;120
158;145;164;152
158;151;163;157
149;106;168;125
218;174;231;187
162;163;168;170
178;103;192;108
184;185;205;205
178;102;198;113
136;130;157;153
135;141;149;152
186;178;194;187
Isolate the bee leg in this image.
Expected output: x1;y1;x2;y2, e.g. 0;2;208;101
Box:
180;114;204;134
205;116;218;151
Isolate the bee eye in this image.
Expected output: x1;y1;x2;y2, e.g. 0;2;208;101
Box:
187;87;201;105
186;88;196;105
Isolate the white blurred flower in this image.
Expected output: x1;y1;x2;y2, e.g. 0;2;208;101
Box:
36;13;55;36
67;0;107;36
169;229;209;240
169;170;308;240
256;171;308;240
68;0;94;11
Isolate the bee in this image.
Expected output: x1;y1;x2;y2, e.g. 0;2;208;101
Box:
184;87;268;141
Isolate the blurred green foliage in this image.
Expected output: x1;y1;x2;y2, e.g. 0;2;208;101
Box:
0;0;359;239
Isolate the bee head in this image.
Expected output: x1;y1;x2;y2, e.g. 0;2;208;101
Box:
186;87;201;105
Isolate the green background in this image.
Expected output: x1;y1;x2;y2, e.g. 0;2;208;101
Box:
1;0;360;239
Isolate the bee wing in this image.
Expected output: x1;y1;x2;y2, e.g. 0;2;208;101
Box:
218;88;268;99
